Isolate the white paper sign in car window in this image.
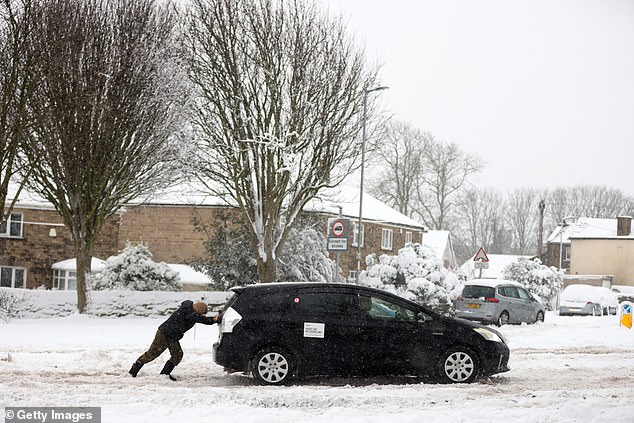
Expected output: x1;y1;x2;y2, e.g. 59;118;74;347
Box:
303;322;325;338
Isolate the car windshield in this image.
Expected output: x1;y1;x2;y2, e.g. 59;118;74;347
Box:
461;285;495;299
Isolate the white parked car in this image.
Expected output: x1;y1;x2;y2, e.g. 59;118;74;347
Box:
595;287;618;315
612;285;634;303
559;284;604;316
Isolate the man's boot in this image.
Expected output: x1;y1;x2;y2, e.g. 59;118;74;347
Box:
160;360;177;381
128;361;143;377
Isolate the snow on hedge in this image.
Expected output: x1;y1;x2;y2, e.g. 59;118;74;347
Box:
0;287;231;319
502;257;563;310
360;243;461;313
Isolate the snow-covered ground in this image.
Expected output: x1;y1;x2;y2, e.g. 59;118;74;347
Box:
1;312;633;423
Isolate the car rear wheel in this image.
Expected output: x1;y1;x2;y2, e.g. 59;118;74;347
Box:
437;347;479;383
497;311;510;326
252;347;294;385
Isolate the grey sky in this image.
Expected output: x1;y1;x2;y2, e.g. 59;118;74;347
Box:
325;0;634;196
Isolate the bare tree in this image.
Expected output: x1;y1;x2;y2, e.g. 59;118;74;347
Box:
454;187;507;262
506;187;544;255
544;185;634;231
24;0;191;312
187;0;378;282
0;0;40;224
368;120;427;217
414;140;484;230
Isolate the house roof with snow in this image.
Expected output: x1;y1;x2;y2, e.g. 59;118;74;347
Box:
421;230;457;268
52;257;107;272
546;217;634;245
304;185;426;230
8;182;425;230
460;254;534;279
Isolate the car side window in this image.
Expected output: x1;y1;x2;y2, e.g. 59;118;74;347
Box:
292;292;355;317
359;295;416;322
499;286;519;298
517;288;532;300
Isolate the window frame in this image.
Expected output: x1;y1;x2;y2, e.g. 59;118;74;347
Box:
381;228;393;250
52;269;77;290
0;266;27;289
352;223;365;247
405;231;413;244
0;212;24;238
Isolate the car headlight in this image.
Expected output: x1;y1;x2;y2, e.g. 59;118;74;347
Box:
473;327;504;343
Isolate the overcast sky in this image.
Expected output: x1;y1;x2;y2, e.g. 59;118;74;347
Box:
324;0;634;197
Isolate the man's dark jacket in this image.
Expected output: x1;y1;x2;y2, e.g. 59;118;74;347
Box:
159;300;215;341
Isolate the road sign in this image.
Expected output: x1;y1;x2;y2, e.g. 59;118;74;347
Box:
473;246;489;262
474;261;489;269
327;218;350;251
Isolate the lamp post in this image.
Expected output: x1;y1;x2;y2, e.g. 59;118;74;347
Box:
558;216;575;271
356;86;388;284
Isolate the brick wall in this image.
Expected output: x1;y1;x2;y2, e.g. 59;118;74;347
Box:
0;207;120;289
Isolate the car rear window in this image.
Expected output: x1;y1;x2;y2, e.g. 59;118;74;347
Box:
461;285;495;299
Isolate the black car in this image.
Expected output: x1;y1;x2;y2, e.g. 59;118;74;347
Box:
213;282;510;384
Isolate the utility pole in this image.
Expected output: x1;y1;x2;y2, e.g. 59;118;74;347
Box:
537;200;545;259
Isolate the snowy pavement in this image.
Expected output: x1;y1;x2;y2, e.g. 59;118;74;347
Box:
1;313;633;423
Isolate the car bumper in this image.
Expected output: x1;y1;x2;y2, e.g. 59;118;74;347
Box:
455;310;497;324
559;306;594;316
213;334;250;372
479;341;511;376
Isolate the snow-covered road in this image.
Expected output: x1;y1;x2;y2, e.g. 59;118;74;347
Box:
1;313;633;422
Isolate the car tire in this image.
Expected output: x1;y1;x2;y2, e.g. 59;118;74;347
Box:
252;347;294;385
437;347;479;383
535;311;545;323
497;311;510;326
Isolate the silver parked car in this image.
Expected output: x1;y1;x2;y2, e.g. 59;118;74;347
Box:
559;284;613;316
455;279;546;326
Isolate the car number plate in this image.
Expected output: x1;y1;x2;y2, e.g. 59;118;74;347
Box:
467;303;481;309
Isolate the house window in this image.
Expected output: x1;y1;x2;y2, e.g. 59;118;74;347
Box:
0;266;26;288
405;232;413;244
352;223;365;247
0;213;23;238
381;228;393;250
564;246;571;262
53;270;77;290
348;270;357;282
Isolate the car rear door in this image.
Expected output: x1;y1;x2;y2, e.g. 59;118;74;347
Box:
284;289;360;375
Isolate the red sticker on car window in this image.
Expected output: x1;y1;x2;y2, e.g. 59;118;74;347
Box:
294;297;300;303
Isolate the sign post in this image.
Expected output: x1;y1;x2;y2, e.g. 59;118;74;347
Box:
473;246;489;279
327;217;350;282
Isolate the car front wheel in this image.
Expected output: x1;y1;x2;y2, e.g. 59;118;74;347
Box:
437;347;479;383
535;311;545;323
252;347;294;385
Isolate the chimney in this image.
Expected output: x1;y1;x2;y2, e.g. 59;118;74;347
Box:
617;216;632;236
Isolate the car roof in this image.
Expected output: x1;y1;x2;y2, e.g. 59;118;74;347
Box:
464;279;523;288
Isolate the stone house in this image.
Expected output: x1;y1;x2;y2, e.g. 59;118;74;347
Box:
545;216;634;287
1;185;427;289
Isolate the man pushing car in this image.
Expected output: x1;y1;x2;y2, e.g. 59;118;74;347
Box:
128;300;221;381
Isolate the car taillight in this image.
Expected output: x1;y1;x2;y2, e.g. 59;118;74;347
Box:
485;297;499;303
219;306;242;333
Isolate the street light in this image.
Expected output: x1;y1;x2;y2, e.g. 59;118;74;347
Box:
356;85;389;284
558;216;576;271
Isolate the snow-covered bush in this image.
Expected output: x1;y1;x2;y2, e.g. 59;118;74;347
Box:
360;243;461;314
502;257;563;310
278;225;336;282
0;288;24;322
90;243;181;291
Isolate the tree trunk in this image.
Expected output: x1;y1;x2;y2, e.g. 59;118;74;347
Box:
257;256;277;283
75;248;92;313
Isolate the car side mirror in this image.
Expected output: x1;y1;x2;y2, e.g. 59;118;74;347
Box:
417;312;430;323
